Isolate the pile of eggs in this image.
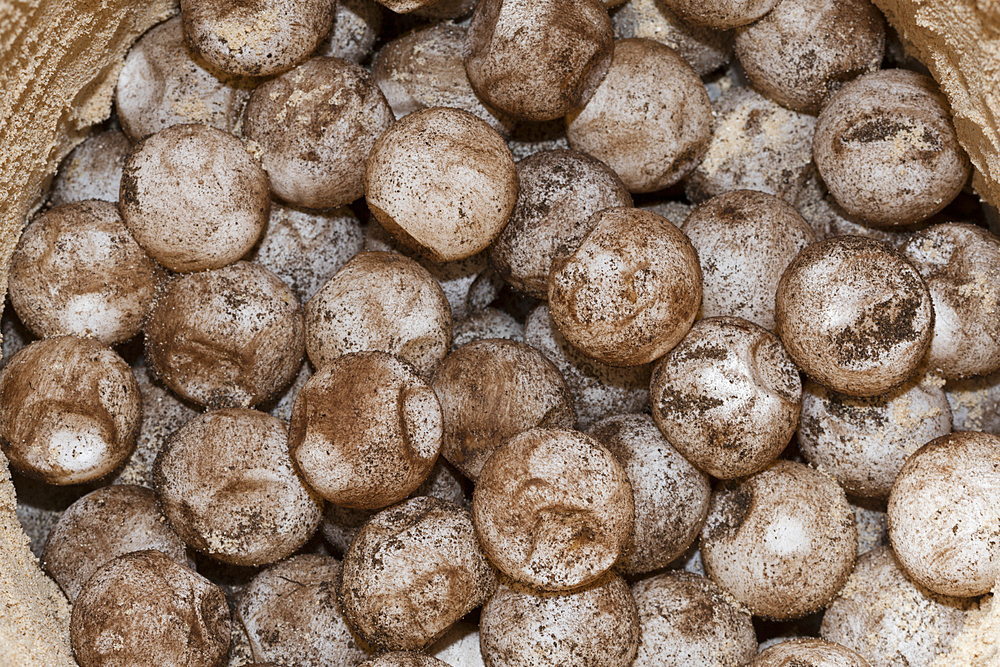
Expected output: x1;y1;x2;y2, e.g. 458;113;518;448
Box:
4;0;1000;665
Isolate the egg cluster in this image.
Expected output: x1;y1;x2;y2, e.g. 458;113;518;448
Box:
5;0;1000;666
